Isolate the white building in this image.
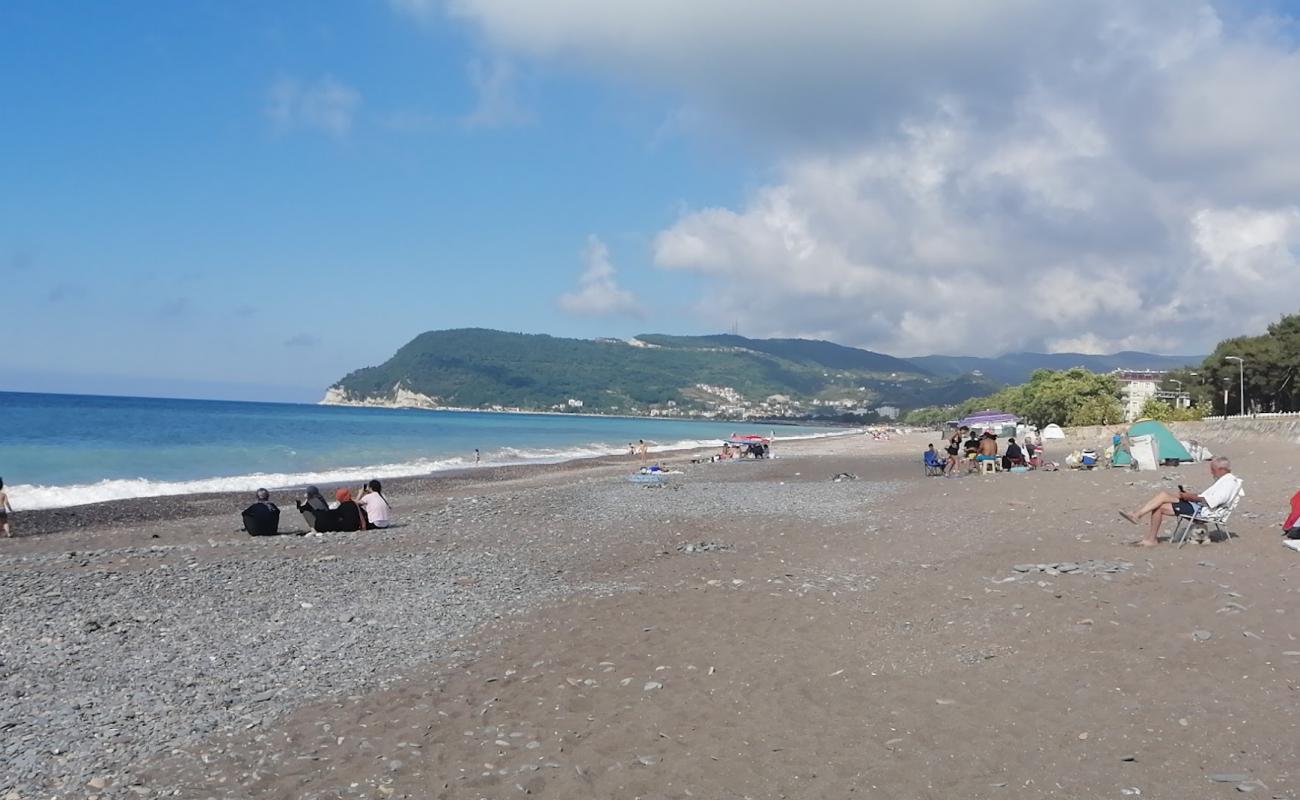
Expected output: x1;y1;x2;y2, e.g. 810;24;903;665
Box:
876;405;901;420
567;398;584;408
1114;370;1190;421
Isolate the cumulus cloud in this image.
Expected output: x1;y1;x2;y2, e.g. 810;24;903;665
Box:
558;236;642;317
438;0;1300;354
266;76;362;139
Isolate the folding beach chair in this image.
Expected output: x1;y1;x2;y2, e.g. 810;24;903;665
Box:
923;451;946;477
1173;478;1244;548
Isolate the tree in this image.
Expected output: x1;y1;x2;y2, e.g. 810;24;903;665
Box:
1139;397;1206;422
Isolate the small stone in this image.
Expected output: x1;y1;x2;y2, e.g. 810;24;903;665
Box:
387;758;404;772
1078;732;1089;740
1012;564;1033;573
1210;773;1250;783
643;681;663;691
88;777;108;790
935;698;956;705
1235;784;1256;793
637;755;660;766
526;741;541;750
1192;630;1213;642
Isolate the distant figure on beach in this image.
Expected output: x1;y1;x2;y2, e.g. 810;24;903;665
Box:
978;432;998;458
475;448;480;465
0;477;11;537
1002;437;1025;470
638;440;649;463
945;426;967;475
241;488;281;536
296;486;334;533
1119;455;1242;546
333;488;366;532
358;479;392;529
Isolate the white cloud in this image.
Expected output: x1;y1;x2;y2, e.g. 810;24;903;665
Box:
266;76;362;139
436;0;1300;354
558;236;642;317
462;58;531;129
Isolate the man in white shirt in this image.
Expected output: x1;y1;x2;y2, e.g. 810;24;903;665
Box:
1120;455;1242;546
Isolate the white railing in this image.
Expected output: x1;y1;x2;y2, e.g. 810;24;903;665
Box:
1201;411;1300;421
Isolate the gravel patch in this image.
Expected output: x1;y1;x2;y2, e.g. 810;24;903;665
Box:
0;471;898;797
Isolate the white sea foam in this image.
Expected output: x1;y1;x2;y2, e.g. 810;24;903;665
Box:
10;431;847;512
12;430;855;511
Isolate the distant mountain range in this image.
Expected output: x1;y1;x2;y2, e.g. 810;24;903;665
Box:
907;351;1205;386
324;328;1201;417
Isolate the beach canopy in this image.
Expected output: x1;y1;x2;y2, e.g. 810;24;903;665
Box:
1112;419;1193;466
728;434;771;446
957;411;1020;429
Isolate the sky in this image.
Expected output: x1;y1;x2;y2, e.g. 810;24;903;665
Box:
4;1;1300;402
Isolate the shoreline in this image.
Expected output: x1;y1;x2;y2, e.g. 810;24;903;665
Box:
7;430;865;538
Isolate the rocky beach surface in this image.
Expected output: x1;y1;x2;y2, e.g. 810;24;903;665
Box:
2;426;1298;799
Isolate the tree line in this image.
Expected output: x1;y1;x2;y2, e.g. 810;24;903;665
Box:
904;311;1300;427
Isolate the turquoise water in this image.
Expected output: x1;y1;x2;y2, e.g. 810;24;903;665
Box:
0;392;842;509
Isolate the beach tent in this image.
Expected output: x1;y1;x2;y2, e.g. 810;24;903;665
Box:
1041;424;1066;440
1111;420;1193;467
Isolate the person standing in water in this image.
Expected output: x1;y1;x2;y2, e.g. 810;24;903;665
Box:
474;448;480;465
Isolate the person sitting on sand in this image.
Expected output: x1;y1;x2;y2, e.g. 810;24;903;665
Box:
334;488;367;532
241;488;281;536
1119;455;1241;546
0;477;11;538
1002;437;1026;470
296;486;335;533
357;479;393;529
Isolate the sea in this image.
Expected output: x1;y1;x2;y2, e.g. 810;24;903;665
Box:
0;392;845;510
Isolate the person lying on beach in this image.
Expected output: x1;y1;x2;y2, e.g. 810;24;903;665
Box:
1119;455;1241;546
333;488;367;532
0;477;11;537
241;488;281;536
357;479;392;529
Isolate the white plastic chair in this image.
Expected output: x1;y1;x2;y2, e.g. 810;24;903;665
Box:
1173;479;1244;548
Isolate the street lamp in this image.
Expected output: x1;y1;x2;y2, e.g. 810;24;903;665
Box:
1224;356;1245;416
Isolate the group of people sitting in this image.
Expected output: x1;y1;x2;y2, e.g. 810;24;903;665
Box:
240;480;394;536
926;426;1039;476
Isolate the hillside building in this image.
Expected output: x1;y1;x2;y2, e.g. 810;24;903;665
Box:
1114;370;1190;421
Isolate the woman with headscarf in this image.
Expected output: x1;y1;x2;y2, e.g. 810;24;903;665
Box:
296;485;335;532
334;488;366;532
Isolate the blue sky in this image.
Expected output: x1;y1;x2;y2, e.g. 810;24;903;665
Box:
1;1;752;401
5;1;1300;401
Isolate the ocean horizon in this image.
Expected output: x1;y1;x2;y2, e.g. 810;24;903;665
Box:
0;391;845;510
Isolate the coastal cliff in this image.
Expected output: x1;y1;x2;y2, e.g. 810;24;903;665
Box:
320;383;440;410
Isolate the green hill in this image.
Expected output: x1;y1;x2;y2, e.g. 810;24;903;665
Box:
326;328;994;417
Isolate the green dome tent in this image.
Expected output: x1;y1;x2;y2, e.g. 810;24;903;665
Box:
1112;419;1194;467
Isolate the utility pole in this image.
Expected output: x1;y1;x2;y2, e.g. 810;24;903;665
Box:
1225;356;1245;416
